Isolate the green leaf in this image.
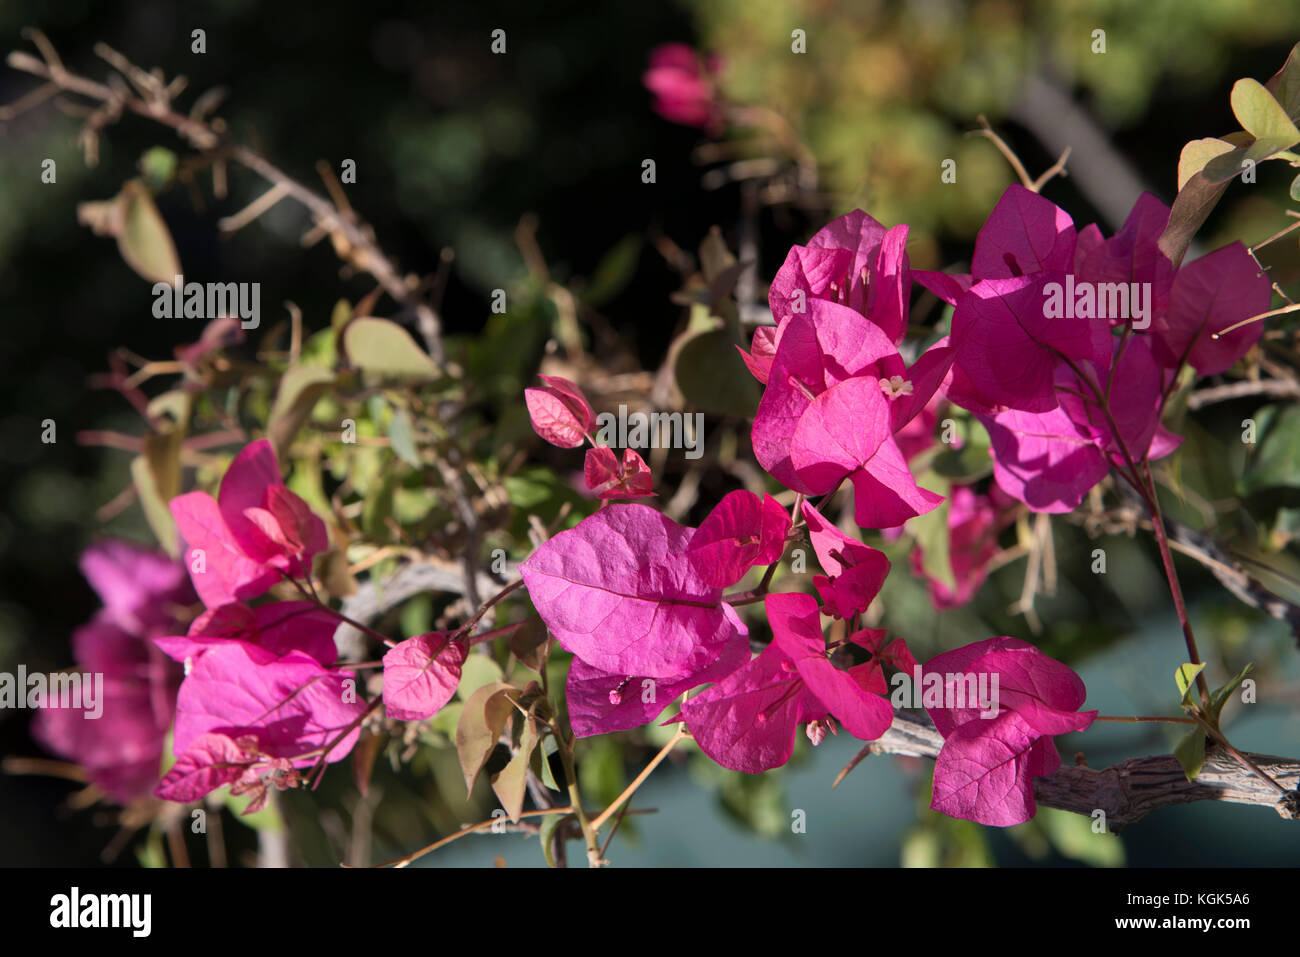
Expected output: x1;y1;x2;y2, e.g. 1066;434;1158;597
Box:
1175;662;1205;708
1037;807;1125;867
492;710;539;822
1206;663;1254;728
931;419;992;482
1177;138;1237;191
344;317;440;381
135;828;167;869
387;407;421;467
117;180;182;284
1158;171;1231;266
458;654;505;701
509;617;552;673
455;682;519;794
910;475;955;591
130;431;182;555
538;811;565;868
1291;172;1300;203
269;364;336;462
360;470;396;539
1202;80;1300;181
1174;727;1207;782
1231;77;1300;143
1242;404;1300;493
533;734;560;792
1266;42;1300;120
674;327;761;417
138;147;178;189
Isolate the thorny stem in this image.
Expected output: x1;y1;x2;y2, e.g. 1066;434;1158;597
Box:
5;33;444;362
1096;714;1196;725
1055;353;1209;702
1139;460;1209;703
451;579;524;641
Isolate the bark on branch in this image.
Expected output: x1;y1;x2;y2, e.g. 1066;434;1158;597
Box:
860;711;1300;830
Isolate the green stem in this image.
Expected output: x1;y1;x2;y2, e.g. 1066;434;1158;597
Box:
551;720;603;867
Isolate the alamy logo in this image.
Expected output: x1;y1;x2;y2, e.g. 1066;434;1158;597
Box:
1043;276;1151;330
50;887;151;937
152;274;261;329
594;405;705;460
889;666;1000;718
0;667;102;718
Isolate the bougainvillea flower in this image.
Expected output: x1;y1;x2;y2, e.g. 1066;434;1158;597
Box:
525;374;596;448
34;621;181;804
1151;242;1271;375
800;502;892;619
687;489;789;587
737;325;780;384
979;406;1109;513
922;637;1096;826
584;445;654;499
1054;337;1182;469
1073;193;1175;326
681;593;894;773
847;626;918;696
157;732;271;806
752;299;951;494
768;210;911;343
79;538;195;632
566;636;749;738
154;600;340;668
752;300;902;491
909;485;1002;609
157;731;313;814
642;43;724;134
950;274;1108;414
170;440;328;609
381;631;467;722
32;540;191;803
519;504;748;678
972;185;1077;280
912;269;973;306
790;376;944;528
168;639;366;772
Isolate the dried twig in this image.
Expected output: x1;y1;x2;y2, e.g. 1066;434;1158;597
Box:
5;30;444;362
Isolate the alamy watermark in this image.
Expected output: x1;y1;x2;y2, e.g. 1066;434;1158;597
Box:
1043;276;1151;330
0;666;103;718
152;274;260;329
50;887;151;937
889;666;1000;717
594;405;705;460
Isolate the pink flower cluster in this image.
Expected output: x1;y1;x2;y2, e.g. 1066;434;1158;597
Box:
939;186;1269;513
150;440;368;811
642;43;725;135
518;181;1271;825
525;374;654;499
33;540;193;803
63;184;1264;831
